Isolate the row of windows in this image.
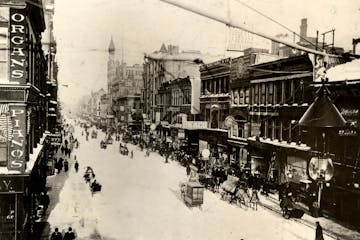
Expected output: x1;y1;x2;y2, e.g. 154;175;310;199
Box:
156;89;191;106
251;79;305;105
252;118;301;143
231;88;250;105
201;77;229;95
172;89;191;105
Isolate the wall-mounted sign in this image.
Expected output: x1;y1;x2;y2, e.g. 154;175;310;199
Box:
48;133;62;146
9;8;27;84
0;176;24;193
338;129;357;136
182;121;207;130
8;105;26;172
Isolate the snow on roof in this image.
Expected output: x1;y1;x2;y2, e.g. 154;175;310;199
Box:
248;136;311;151
319;59;360;82
26;143;44;173
145;51;222;63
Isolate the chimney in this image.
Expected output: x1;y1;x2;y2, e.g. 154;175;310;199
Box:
300;18;307;40
168;45;179;55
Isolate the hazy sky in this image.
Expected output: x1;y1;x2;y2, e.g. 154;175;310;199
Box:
53;0;360;107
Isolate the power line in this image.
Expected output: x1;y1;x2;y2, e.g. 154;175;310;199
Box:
232;0;322;50
160;0;336;57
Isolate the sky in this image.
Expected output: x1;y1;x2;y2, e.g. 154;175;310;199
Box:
52;0;360;108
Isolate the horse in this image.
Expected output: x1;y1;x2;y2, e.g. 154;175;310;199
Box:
235;187;251;208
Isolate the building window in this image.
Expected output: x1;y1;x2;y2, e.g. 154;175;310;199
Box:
254;84;258;104
0;23;8;83
239;88;244;104
245;88;250;104
234;89;239;105
268;83;273;105
261;83;266;105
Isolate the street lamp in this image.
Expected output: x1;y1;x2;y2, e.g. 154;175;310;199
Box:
299;83;345;217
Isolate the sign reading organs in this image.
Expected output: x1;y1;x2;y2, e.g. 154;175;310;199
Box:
8;105;26;172
9;8;27;84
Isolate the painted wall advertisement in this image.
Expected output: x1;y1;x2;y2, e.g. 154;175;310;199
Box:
8;105;27;172
9;8;27;85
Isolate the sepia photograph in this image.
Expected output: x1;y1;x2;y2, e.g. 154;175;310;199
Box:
0;0;360;239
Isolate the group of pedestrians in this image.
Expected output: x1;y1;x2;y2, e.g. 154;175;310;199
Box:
51;227;76;240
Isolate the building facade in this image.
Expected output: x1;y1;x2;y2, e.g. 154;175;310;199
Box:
0;1;58;238
107;39;143;131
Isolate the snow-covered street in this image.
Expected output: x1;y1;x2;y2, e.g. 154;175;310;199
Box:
46;124;334;240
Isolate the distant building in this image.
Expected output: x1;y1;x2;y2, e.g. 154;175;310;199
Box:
106;39;143;130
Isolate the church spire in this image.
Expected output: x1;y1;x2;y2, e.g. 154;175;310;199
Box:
108;37;115;54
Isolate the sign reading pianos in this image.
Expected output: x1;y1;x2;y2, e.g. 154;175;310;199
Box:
9;8;27;84
8;106;26;172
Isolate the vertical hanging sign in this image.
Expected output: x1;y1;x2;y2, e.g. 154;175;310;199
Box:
8;105;26;172
9;8;27;84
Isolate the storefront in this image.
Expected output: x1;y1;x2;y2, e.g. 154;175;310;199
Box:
199;129;229;167
0;175;27;240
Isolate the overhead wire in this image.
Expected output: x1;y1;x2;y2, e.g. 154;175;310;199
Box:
232;0;323;50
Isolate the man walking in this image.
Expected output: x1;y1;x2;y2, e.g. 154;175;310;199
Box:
315;221;324;240
63;227;76;240
74;161;79;173
50;228;62;240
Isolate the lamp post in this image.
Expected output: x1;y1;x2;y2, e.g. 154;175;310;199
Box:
299;83;345;217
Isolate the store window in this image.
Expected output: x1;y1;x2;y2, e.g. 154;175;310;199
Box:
0;195;16;238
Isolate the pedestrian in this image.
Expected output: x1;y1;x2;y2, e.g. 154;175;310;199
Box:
61;146;64;155
64;159;69;172
41;191;50;214
50;227;62;240
74;161;79;173
186;164;191;176
315;221;324;240
63;227;76;240
58;158;63;172
130;150;133;159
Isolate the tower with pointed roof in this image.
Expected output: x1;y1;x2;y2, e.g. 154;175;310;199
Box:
107;37;116;94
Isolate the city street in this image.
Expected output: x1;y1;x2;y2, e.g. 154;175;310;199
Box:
44;122;334;240
1;1;360;239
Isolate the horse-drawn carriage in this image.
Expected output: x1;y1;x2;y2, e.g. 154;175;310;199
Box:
280;194;305;219
180;181;204;208
119;143;129;155
220;176;259;209
84;167;102;194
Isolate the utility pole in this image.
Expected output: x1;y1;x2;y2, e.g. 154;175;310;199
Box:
321;29;335;52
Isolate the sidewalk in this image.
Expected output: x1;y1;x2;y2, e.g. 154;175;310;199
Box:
257;192;360;240
32;148;78;239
